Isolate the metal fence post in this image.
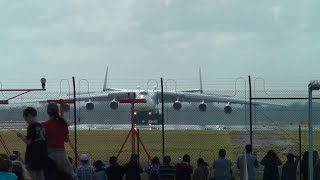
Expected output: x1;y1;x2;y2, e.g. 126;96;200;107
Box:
308;87;313;180
249;76;253;146
161;78;165;160
72;77;78;168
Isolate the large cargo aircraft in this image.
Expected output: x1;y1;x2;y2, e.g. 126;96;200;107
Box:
69;67;282;125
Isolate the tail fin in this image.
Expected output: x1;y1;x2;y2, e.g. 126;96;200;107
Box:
103;67;108;91
199;68;203;94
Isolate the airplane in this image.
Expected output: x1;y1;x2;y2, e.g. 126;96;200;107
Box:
64;67;283;125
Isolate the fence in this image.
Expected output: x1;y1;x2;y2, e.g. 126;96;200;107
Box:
0;77;319;179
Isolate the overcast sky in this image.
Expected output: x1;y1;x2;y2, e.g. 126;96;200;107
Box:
1;0;320;90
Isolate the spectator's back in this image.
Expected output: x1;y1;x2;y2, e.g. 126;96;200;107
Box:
237;154;258;180
175;161;193;180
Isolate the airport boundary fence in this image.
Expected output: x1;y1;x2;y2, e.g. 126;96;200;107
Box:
0;77;319;179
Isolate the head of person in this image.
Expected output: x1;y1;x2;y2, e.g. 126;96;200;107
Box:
152;157;160;165
93;160;104;169
23;107;37;124
0;157;13;172
47;102;69;127
183;154;191;163
197;158;208;167
109;156;118;166
80;154;89;164
163;156;171;165
130;154;139;163
219;149;226;158
12;160;30;180
267;150;279;159
68;157;73;164
9;154;18;162
287;153;294;163
245;144;252;154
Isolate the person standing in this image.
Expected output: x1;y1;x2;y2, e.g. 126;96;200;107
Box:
16;107;47;180
145;157;161;180
93;160;106;180
281;153;299;180
237;144;259;180
75;154;96;180
193;158;209;180
213;149;232;180
106;156;124;180
41;102;75;179
124;154;143;180
260;150;282;180
159;156;175;180
175;154;193;180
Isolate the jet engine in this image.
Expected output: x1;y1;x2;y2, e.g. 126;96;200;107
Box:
86;102;94;111
110;100;119;110
224;103;232;114
64;104;70;112
173;101;182;111
198;103;207;112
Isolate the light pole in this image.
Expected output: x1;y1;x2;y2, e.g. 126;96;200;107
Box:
308;80;320;180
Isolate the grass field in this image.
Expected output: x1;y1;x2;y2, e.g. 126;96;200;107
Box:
0;129;318;180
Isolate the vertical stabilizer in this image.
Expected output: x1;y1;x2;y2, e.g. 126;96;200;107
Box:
103;67;108;91
199;68;203;94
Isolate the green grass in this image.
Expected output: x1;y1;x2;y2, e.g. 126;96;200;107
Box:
0;129;313;180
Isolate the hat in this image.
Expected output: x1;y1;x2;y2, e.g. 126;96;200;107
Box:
80;154;89;161
47;102;59;113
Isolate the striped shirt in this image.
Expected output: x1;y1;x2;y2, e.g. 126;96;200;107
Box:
159;165;175;180
76;164;96;180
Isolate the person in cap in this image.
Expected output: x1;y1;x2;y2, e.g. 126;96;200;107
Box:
16;107;47;180
76;154;96;180
124;154;143;180
41;102;75;179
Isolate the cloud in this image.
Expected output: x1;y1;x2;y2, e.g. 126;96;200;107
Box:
0;0;320;87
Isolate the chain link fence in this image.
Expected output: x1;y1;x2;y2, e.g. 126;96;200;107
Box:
0;78;319;179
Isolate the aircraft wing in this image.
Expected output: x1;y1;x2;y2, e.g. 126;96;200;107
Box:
75;91;130;102
161;91;284;106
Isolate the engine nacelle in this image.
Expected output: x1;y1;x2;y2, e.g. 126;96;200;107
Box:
110;100;119;110
86;102;94;111
198;103;207;112
64;104;70;112
173;101;182;111
224;103;232;114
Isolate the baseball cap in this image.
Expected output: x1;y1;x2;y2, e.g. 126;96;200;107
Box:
80;154;89;161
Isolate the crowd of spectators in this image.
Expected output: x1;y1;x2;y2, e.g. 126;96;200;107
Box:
0;104;315;180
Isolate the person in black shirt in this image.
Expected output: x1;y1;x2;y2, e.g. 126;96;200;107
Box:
124;154;143;180
16;107;48;180
106;156;124;180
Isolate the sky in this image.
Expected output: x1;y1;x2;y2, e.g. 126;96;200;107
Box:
0;0;320;90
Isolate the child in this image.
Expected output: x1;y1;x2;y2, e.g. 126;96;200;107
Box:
282;153;299;180
16;107;47;180
0;157;17;180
